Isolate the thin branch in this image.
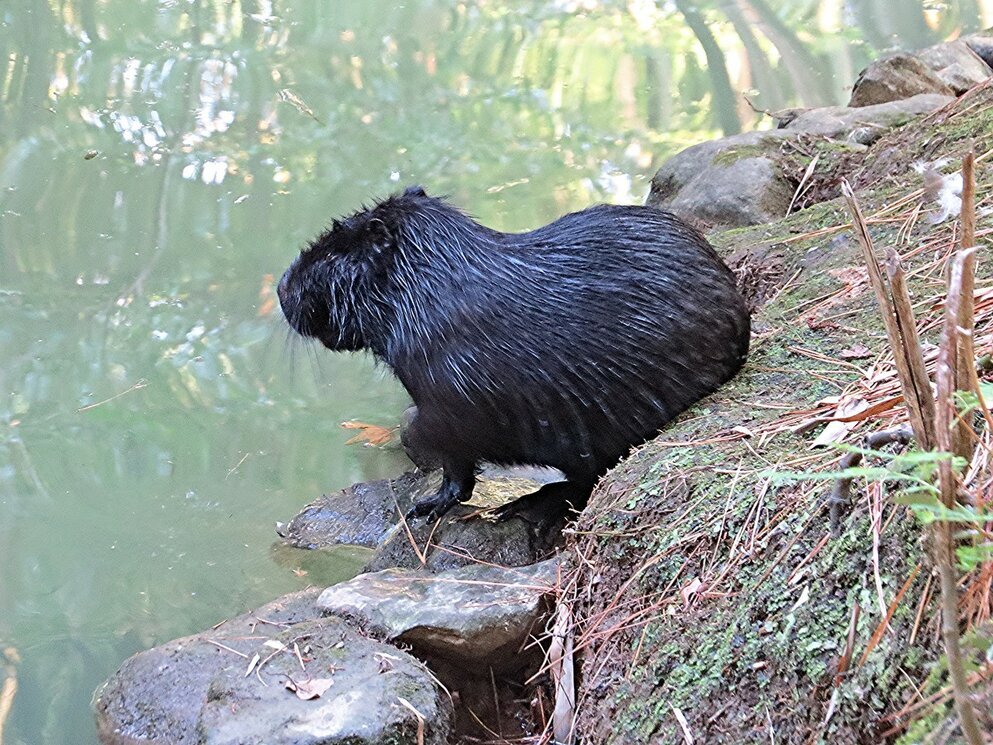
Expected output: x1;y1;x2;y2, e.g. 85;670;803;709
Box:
934;248;984;745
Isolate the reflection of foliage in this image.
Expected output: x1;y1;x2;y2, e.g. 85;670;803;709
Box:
4;1;984;227
0;2;987;742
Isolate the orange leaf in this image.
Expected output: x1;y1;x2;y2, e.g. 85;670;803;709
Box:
258;273;276;317
341;421;397;447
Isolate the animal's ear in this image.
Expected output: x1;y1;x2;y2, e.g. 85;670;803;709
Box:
404;185;428;199
364;216;394;256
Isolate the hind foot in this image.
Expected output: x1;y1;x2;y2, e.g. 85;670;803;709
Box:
405;466;476;522
490;481;588;524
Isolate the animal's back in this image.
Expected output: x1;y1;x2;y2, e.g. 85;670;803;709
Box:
401;203;750;483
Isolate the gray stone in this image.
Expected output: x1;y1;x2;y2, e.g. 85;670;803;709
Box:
646;92;952;230
783;93;953;144
280;466;564;563
277;471;428;549
94;592;453;745
648;143;795;230
848;52;955;107
916;39;992;94
647;130;791;203
198;617;453;745
364;488;558;574
94;590;324;745
963;32;993;69
317;558;559;673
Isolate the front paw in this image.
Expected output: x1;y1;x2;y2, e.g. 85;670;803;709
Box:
404;491;459;522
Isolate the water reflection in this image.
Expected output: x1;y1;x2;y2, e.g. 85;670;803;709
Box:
0;1;988;743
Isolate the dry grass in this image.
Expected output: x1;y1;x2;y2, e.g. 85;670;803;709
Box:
556;147;993;742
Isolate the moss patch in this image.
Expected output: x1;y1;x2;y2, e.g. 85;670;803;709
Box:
570;89;993;744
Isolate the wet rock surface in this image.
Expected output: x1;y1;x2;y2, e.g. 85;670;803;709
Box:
94;591;453;745
199;617;453;745
317;558;559;673
94;590;325;745
277;471;427;549
364;498;562;575
281;466;565;571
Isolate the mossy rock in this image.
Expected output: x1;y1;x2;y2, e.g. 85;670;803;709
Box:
571;88;993;744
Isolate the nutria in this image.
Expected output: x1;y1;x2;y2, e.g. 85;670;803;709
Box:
278;186;750;520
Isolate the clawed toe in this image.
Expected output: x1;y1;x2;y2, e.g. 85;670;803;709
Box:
405;493;458;523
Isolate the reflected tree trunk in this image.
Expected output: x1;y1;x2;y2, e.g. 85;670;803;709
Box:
851;0;936;50
78;0;101;43
673;0;742;135
719;0;788;109
644;49;672;130
879;0;933;48
850;0;889;48
737;0;833;106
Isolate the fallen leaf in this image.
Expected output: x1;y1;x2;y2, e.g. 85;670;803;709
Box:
285;677;334;700
806;316;839;331
341;421;397;447
811;398;867;448
278;88;322;123
245;653;260;677
257;274;276;317
680;577;703;608
839;343;871;360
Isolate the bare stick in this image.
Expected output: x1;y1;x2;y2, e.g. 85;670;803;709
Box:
841;181;935;449
885;250;937;450
954;149;980;460
828;426;913;535
550;602;576;745
934;249;984;745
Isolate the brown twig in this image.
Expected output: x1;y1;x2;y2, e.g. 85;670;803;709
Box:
841;181;935;450
845;176;983;743
954;148;978;461
933;247;984;745
827;426;914;535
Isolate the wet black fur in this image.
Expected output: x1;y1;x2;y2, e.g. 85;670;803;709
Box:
278;186;751;518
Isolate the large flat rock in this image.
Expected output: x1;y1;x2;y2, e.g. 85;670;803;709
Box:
94;590;323;745
318;558;560;672
199;617;453;745
93;590;453;745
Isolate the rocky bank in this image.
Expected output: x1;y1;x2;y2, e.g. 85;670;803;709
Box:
94;34;993;744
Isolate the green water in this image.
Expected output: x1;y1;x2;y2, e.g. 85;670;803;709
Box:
0;1;987;742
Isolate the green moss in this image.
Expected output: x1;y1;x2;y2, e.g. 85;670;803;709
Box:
711;144;774;167
571;90;993;743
